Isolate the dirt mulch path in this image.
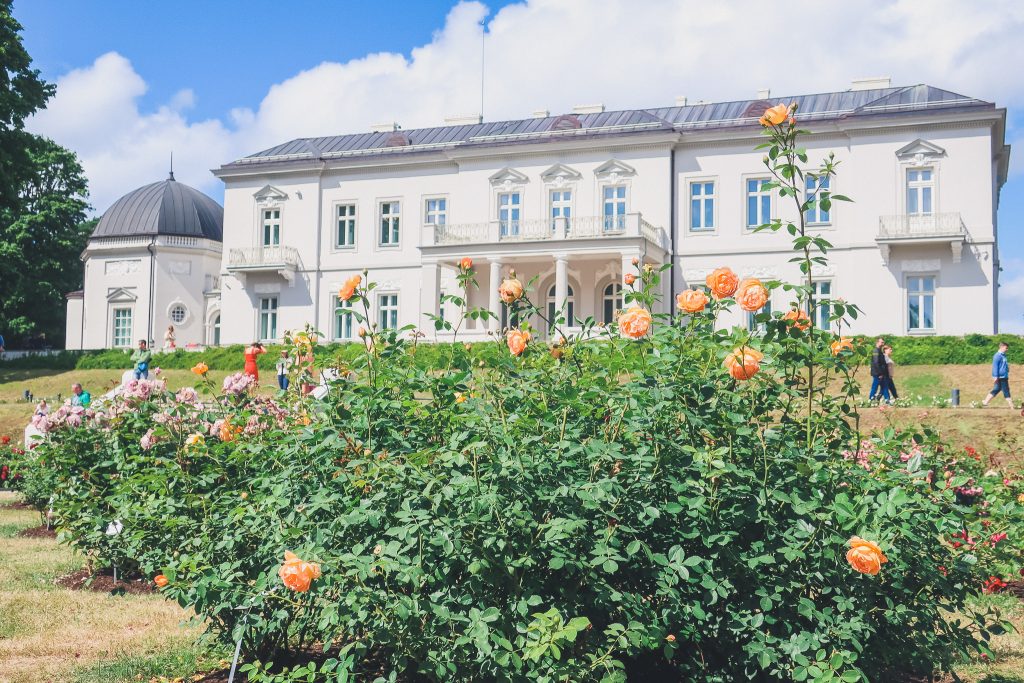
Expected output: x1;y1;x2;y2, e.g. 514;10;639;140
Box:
55;567;156;595
15;524;55;539
1;500;34;511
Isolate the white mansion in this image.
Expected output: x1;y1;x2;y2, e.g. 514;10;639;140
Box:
66;79;1011;349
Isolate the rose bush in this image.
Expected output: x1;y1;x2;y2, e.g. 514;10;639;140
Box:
21;107;1024;682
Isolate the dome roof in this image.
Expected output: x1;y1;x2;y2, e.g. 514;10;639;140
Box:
92;176;223;241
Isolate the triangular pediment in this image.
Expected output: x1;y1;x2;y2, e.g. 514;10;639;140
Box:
895;139;946;161
594;159;636;179
106;287;138;303
540;163;582;183
253;184;289;202
489;167;529;187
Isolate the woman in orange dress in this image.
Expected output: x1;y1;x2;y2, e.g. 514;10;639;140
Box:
244;342;266;381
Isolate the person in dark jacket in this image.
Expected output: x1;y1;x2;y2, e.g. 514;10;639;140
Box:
868;337;890;403
983;342;1013;409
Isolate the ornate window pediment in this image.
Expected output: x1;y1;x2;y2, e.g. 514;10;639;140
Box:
489;167;529;191
106;286;138;303
594;159;637;181
895;139;946;163
540;163;582;186
253;185;289;203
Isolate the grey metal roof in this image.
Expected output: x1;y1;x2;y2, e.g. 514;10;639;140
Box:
92;176;224;241
220;84;993;171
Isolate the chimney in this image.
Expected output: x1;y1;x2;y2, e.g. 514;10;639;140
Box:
756;88;771;100
850;76;892;91
571;103;605;114
443;113;483;126
370;122;400;133
675;96;688;107
531;109;550;119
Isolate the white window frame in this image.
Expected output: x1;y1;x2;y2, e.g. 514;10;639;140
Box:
804;175;832;227
746;296;773;332
601;184;628;232
688;179;717;233
112;307;133;348
334;202;357;249
261;207;282;247
805;280;833;330
424;196;448;227
549;189;573;230
377;292;399;330
334;296;354;340
905;167;935;216
546;283;576;332
906;274;937;334
168;303;188;325
258;296;279;341
378;200;401;247
601;282;623;324
744;176;773;230
497;191;522;237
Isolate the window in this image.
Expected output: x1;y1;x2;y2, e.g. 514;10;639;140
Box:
804;175;831;225
112;308;133;348
602;283;623;324
211;314;221;346
262;209;281;246
498;192;521;236
690;181;715;231
379;201;400;246
336;204;356;248
424;198;447;226
334;297;354;340
746;178;771;228
546;284;575;328
550;190;572;229
603;185;627;231
259;297;278;340
378;293;399;330
747;298;773;332
806;281;832;330
169;304;187;325
907;276;936;331
439;290;446;323
906;168;934;215
501;304;521;330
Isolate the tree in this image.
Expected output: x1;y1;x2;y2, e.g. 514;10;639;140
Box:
0;1;92;347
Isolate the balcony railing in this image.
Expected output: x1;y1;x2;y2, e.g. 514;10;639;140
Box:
430;213;665;249
227;246;300;282
877;213;966;240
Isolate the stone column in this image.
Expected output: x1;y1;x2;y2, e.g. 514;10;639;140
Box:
554;254;569;329
488;258;503;332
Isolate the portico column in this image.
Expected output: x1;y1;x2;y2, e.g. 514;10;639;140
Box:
420;260;440;332
488;258;503;332
554;254;569;328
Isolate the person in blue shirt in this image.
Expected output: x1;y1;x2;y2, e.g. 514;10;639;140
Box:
983;342;1013;409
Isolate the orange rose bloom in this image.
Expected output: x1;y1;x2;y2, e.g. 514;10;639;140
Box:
506;329;530;356
705;268;739;300
759;103;789;127
459;256;473;271
676;289;709;314
499;276;524;304
338;274;362;302
219;421;241;442
831;337;854;356
624;273;637;286
782;309;811;331
846;536;887;575
619;306;653;340
455;392;467;404
279;550;322;592
153;574;168;588
735;278;769;313
724;347;764;380
191;362;209;376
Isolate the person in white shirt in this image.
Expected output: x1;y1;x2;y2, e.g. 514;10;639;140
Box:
275;350;291;391
883;345;898;401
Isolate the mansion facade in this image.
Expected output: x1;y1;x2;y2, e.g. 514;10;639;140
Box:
67;79;1011;349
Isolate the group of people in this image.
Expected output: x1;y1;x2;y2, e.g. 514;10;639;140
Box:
868;338;899;403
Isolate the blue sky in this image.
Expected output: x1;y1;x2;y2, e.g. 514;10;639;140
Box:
16;0;1024;330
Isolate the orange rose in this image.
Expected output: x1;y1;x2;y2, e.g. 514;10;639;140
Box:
782;309;811;331
506;329;530;356
831;337;854;356
459;256;473;271
624;273;637;286
759;103;789;127
455;392;467;404
219;421;241;442
153;574;168;588
724;347;764;380
705;268;739;300
498;276;524;304
846;536;887;575
676;289;709;314
185;433;205;448
338;274;362;302
191;362;208;376
278;550;322;592
619;306;652;340
735;279;769;313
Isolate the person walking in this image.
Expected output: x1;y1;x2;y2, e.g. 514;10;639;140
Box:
163;325;177;351
70;382;91;407
0;332;6;356
131;339;152;380
983;341;1013;409
276;350;291;391
883;345;898;401
243;341;266;382
869;337;891;403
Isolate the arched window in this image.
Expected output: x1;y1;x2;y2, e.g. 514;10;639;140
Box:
602;283;623;324
211;314;221;346
547;284;575;330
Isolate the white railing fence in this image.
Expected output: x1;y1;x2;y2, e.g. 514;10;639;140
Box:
878;213;965;239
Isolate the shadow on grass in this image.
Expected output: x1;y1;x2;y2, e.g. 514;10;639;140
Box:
978;676;1024;683
72;646;227;683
